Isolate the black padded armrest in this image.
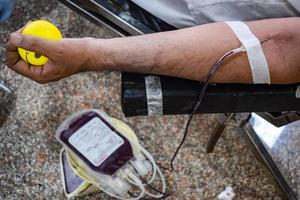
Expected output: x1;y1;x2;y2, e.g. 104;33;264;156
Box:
121;72;300;117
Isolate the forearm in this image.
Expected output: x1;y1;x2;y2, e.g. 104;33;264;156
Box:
87;17;300;84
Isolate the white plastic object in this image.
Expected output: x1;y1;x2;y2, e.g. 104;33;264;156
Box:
217;186;236;200
130;154;152;177
110;177;131;196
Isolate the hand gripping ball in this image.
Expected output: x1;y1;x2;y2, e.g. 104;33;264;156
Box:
18;20;62;66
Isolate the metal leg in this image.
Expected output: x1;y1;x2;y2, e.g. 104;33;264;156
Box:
0;80;15;126
242;115;298;200
206;113;234;153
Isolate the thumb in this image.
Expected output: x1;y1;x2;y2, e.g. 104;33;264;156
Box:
10;33;57;57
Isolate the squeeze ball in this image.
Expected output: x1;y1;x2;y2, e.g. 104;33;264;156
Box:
18;20;62;66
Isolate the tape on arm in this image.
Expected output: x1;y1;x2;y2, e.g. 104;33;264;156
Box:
225;21;271;84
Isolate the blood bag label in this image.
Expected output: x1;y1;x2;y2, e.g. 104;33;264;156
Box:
69;117;124;166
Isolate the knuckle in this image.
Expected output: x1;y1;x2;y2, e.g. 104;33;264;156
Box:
57;41;65;53
30;39;38;49
50;42;64;59
56;41;68;52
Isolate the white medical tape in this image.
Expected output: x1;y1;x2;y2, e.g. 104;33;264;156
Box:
225;21;271;84
145;76;163;116
296;85;300;98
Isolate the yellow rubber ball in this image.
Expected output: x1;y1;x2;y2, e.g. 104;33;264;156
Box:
18;20;62;66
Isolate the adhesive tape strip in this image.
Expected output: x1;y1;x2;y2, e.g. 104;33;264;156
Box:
296;85;300;98
145;75;163;116
225;21;271;84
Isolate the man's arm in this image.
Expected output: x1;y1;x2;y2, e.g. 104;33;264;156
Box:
6;17;300;84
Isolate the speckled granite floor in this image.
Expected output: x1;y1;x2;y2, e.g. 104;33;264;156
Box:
0;1;284;199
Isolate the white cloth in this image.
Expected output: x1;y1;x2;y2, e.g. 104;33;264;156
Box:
288;0;300;12
132;0;300;28
130;0;197;28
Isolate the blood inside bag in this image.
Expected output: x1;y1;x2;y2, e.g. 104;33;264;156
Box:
59;111;133;175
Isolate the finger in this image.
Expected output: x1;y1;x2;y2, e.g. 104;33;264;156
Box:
7;24;28;51
5;50;19;67
7;26;30;52
6;39;18;52
9;59;43;81
6;21;35;67
39;62;61;82
7;20;36;55
32;62;62;84
7;21;32;45
6;40;20;67
10;33;58;57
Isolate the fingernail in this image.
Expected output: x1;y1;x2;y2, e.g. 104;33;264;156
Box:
11;34;22;45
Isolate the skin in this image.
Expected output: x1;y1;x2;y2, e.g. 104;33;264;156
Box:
6;17;300;84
